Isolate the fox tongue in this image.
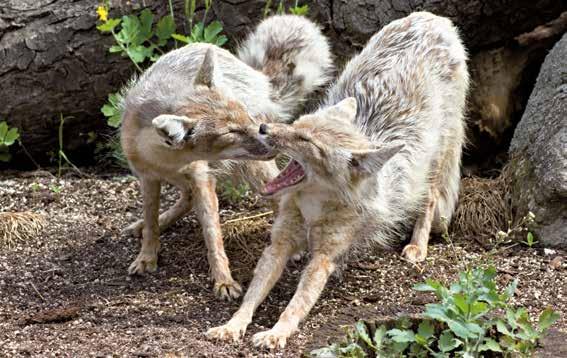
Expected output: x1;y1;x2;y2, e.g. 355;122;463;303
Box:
262;160;305;195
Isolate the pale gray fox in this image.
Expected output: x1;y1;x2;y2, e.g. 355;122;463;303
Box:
120;15;333;300
207;12;469;348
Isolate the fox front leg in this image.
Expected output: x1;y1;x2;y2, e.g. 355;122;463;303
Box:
190;166;242;300
128;176;161;275
207;199;305;341
252;224;352;349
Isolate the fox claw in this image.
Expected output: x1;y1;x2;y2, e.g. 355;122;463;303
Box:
206;321;247;342
128;252;158;275
402;244;427;263
252;329;289;349
214;280;242;301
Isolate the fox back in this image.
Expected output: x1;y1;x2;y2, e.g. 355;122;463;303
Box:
328;12;469;245
254;12;469;248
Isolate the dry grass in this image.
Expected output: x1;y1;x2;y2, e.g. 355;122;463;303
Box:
451;168;513;241
0;212;46;248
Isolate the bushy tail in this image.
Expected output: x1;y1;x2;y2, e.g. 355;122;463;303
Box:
237;15;334;121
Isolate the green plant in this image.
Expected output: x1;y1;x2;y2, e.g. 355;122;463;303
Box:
264;0;309;17
100;87;127;129
97;8;176;70
289;3;309;16
172;20;227;46
0;121;20;162
49;184;63;194
57;114;82;177
311;267;559;357
496;212;537;248
219;180;249;203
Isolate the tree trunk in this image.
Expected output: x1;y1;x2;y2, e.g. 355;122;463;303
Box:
1;0;565;168
0;0;180;168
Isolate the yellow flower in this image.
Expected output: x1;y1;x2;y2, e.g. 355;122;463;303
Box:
97;5;108;22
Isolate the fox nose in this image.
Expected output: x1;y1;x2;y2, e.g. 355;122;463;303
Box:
259;123;269;135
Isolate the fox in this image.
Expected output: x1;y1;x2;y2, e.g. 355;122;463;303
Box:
206;12;469;348
120;15;333;300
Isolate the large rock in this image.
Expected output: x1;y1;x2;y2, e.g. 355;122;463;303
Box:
508;33;567;248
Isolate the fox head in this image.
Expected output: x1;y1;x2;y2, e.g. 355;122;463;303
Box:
251;98;404;198
150;48;275;161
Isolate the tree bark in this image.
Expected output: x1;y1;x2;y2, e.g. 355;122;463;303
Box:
1;0;566;168
0;0;181;167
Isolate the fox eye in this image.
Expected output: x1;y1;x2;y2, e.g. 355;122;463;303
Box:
184;127;194;139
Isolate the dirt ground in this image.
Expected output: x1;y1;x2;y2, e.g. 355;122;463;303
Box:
0;170;565;357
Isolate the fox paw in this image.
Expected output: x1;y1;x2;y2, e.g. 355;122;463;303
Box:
252;328;291;349
128;252;158;275
402;244;427;263
206;320;248;342
214;280;242;301
123;220;144;238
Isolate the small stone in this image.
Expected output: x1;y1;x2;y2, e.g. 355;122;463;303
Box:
549;256;563;270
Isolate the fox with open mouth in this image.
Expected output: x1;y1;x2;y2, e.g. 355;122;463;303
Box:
207;12;469;349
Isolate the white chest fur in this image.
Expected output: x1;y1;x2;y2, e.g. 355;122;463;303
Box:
295;191;327;225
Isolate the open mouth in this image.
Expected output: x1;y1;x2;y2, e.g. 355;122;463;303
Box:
261;159;305;196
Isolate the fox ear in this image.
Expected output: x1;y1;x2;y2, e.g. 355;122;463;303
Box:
152;114;195;148
194;48;218;88
349;144;404;175
321;97;357;122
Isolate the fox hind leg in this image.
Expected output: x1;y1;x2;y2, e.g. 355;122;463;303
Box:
403;187;438;263
123;181;193;237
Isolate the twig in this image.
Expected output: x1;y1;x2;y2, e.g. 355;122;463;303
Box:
30;281;45;301
516;12;567;46
222;211;273;225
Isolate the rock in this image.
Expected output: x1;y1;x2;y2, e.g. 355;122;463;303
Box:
508;33;567;248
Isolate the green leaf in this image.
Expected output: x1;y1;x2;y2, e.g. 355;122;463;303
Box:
107;113;122;128
0;151;11;162
438;330;460;352
109;45;123;53
387;328;415;343
338;342;366;357
138;9;154;40
479;338;503;352
215;34;228;46
190;22;205;42
526;232;535;246
156;15;176;42
204;21;223;42
496;319;515;338
538;308;560;332
97;18;121;32
354;321;374;349
120;14;142;45
470;301;489;318
417;320;434;340
504;279;518;300
171;33;190;43
290;4;309;16
453;293;469;315
373;325;387;350
0;121;8;140
101;104;117;117
413;279;441;292
126;45;151;63
423;304;451;324
447;320;477;339
4;127;19;146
